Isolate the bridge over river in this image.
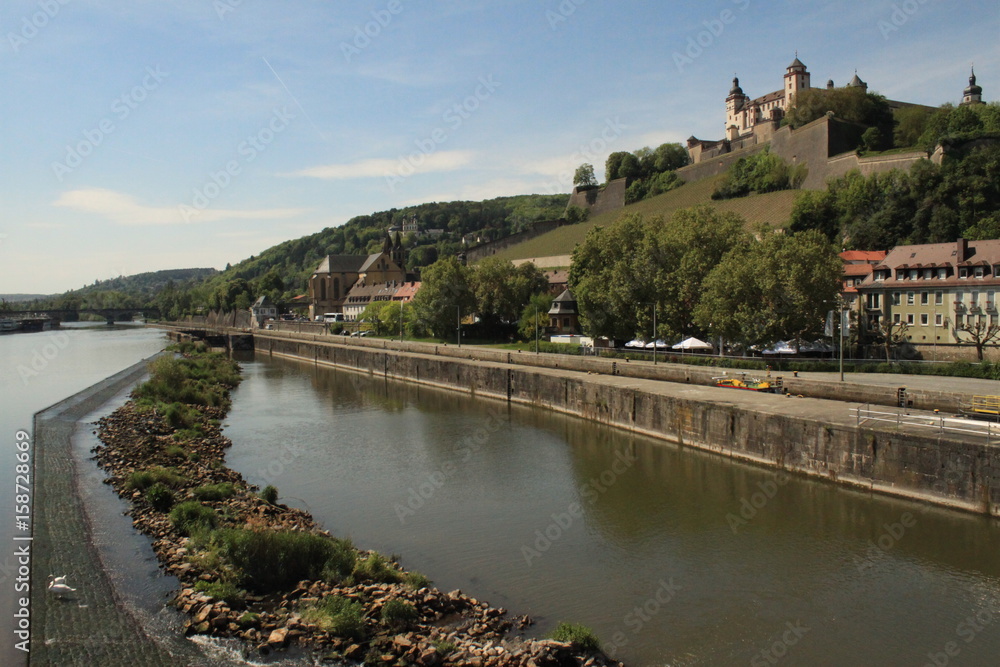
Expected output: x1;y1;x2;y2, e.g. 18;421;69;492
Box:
2;307;159;325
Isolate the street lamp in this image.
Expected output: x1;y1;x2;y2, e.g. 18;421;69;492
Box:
457;305;461;348
535;304;539;355
653;302;658;365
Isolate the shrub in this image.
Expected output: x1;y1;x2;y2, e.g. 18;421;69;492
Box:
164;445;188;459
194;580;245;605
259;485;278;504
432;640;458;657
170;501;219;536
403;571;431;590
380;599;419;629
216;529;352;593
126;466;188;491
320;538;358;583
145;483;175;512
549;622;601;652
301;596;366;640
238;612;259;627
352;552;402;584
193;483;236;502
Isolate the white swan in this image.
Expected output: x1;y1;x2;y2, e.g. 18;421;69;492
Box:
49;575;67;586
48;581;76;598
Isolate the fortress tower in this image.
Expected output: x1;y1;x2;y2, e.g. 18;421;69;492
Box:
962;67;983;105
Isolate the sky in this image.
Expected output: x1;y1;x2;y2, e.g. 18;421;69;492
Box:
1;0;998;294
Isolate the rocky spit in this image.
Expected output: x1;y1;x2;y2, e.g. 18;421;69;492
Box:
94;373;625;666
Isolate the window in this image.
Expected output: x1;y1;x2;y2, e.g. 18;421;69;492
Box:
920;292;929;305
893;313;900;323
875;271;885;282
867;293;881;309
906;314;914;325
935;313;943;326
907;292;915;305
924;269;933;280
921;314;929;326
938;268;947;279
956;291;964;303
935;291;943;305
960;267;969;279
891;292;901;306
975;266;984;278
909;269;918;280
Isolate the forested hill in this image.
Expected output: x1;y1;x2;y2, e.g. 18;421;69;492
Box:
22;194;567;318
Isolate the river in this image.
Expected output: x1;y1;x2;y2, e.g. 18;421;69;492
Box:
0;323;166;667
4;328;1000;665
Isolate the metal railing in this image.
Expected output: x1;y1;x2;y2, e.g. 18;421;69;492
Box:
854;404;998;443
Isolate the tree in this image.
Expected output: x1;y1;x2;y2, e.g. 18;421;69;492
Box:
573;164;597;188
695;229;842;348
518;292;554;341
954;319;1000;362
471;257;547;334
604;152;629;183
652;143;690;172
789;190;840;241
410;257;475;338
784;88;894;142
870;320;912;362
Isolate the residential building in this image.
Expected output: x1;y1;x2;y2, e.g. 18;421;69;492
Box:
840;250;886;308
250;295;277;327
548;289;580;335
856;238;1000;360
343;282;399;322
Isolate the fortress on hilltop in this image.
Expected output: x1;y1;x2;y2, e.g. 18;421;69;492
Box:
677;57;984;190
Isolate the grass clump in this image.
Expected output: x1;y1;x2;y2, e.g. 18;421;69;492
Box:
192;482;236;502
164;445;189;459
145;483;175;512
301;596;366;640
194;580;245;605
549;622;601;652
238;612;259;627
403;571;431;590
126;466;188;491
170;501;219;536
259;485;278;504
380;598;419;629
352;552;403;585
432;640;458;657
215;529;354;593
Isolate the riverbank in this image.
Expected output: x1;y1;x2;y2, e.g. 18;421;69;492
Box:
252;332;1000;517
88;345;622;666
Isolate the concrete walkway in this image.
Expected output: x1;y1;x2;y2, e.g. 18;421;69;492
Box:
29;356;182;666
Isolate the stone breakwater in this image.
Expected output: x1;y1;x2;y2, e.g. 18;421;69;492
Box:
95;376;622;666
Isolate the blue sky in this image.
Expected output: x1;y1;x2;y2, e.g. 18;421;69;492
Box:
1;0;997;294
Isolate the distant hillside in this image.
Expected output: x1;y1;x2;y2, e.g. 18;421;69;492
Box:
0;294;50;303
487;176;802;262
20;268;218;312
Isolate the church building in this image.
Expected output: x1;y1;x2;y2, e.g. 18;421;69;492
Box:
308;232;407;320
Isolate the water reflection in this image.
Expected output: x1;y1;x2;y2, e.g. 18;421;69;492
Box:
223;353;1000;666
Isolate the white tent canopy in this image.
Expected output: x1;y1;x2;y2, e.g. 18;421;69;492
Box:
672;337;713;351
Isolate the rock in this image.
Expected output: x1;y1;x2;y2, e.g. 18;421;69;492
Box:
267;627;288;647
344;644;365;660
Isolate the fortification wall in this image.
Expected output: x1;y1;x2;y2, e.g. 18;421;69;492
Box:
675;142;769;184
465;220;563;263
567;178;629;217
252;333;1000;516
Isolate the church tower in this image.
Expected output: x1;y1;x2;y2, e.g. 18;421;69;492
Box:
726;76;749;139
784;56;811;106
962;67;983;106
390;232;405;269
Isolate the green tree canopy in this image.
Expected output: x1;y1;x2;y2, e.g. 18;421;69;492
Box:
574;163;597;188
471;257;547;332
411;257;475;338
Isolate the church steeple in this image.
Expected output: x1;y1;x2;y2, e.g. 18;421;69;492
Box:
962;66;983;106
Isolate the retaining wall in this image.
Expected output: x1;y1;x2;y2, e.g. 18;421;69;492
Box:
254;334;1000;517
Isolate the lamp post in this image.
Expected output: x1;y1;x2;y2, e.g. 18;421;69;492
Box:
399;301;404;342
652;303;658;365
535;304;539;355
839;302;845;382
457;306;461;348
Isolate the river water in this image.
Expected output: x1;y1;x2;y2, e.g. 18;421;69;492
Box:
0;323;166;667
3;328;1000;666
224;353;1000;667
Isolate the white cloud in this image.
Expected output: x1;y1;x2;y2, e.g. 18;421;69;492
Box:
286;150;475;180
53;188;308;226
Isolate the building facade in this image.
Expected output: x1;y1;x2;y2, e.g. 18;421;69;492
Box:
856;239;1000;358
308;233;406;319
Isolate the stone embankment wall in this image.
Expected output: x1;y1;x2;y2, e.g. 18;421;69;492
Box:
253;333;1000;517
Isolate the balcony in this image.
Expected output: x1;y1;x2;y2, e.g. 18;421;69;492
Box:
954;302;966;312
